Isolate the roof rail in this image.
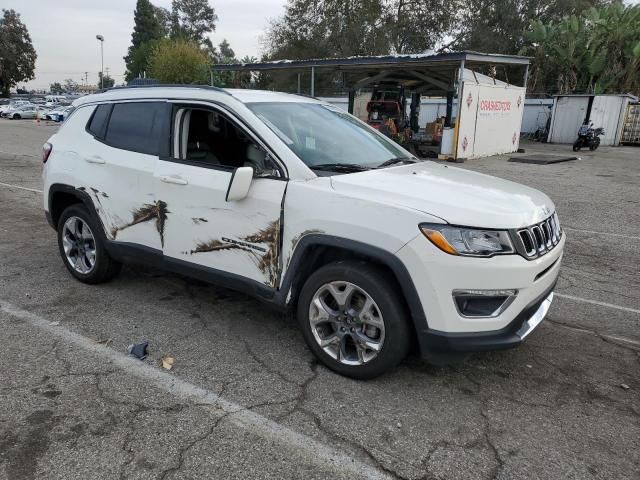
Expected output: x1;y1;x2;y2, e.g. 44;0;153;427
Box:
103;84;229;95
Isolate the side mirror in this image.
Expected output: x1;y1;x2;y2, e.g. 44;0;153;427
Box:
225;166;254;202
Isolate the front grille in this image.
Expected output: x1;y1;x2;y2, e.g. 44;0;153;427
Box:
514;214;562;259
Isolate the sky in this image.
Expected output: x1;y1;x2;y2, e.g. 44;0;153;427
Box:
4;0;287;90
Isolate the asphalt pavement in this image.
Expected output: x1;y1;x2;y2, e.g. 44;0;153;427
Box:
0;119;638;480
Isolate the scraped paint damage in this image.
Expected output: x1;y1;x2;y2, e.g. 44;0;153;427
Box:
111;201;170;247
285;229;324;271
191;220;280;287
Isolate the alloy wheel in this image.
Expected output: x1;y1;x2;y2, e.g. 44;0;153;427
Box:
308;281;385;366
62;216;97;274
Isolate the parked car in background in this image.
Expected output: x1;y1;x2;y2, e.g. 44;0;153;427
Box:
42;86;565;379
9;105;40;119
45;105;74;121
0;100;32;117
44;95;68;107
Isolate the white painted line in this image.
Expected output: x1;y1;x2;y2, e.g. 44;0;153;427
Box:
0;182;43;193
563;227;640;241
556;293;640;315
0;150;39;159
601;335;640;348
0;300;393;480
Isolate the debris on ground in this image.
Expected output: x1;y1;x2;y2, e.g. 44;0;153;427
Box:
127;341;149;360
526;364;533;369
93;338;113;347
49;321;60;326
620;383;630;390
161;355;175;370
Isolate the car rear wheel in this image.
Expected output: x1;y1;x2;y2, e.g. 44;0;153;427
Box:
297;261;410;379
57;204;121;284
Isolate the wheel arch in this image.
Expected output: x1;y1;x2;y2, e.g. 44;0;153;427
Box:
48;183;100;232
278;234;429;345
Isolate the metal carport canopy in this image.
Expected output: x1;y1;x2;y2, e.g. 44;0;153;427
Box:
212;51;530;96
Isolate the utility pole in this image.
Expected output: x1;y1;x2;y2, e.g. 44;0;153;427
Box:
96;34;104;89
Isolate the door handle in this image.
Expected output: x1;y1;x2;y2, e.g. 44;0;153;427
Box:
86;155;105;164
160;175;188;185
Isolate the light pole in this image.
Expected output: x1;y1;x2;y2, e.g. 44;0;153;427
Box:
96;35;104;89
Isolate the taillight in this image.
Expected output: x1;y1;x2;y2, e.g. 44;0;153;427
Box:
42;142;52;163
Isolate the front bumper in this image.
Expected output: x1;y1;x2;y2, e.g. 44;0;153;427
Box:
395;230;564;362
417;282;555;356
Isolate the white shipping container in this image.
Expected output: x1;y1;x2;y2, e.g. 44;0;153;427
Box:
547;94;638;145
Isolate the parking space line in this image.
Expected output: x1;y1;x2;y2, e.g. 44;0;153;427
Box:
0;182;43;193
556;293;640;315
564;226;640;241
0;300;393;480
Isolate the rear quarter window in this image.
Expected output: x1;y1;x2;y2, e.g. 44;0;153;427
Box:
104;102;166;156
87;104;111;138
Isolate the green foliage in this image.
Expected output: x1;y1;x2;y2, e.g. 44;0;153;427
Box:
98;72;115;89
170;0;218;46
265;0;458;60
49;82;63;94
521;3;640;95
124;0;165;81
63;78;79;93
149;38;210;84
0;9;37;97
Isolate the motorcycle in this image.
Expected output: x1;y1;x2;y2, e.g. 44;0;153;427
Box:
573;122;604;151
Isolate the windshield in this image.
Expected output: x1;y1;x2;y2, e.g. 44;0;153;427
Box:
247;102;411;169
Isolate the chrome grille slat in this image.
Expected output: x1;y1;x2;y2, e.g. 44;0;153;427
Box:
515;215;561;259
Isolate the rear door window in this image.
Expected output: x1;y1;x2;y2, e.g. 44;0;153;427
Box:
104;102;166;155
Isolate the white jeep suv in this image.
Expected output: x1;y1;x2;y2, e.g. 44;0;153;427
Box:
42;86;564;379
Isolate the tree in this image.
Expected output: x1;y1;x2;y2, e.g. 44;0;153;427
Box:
124;0;165;81
149;38;210;84
170;0;217;46
98;72;115;89
217;39;234;61
50;82;63;94
0;9;37;97
449;0;605;55
63;78;79;93
265;0;459;61
521;3;640;95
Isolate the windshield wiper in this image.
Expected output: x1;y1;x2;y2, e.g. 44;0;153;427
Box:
375;157;417;169
311;163;371;173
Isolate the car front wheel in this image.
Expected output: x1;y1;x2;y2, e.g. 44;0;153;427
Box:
12;114;21;120
297;261;410;379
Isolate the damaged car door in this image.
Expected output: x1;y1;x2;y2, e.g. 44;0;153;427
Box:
79;101;170;251
155;103;287;288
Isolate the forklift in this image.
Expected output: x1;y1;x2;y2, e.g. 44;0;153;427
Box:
365;83;431;155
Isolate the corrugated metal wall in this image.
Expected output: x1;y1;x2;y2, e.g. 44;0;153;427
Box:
547;95;635;145
548;96;590;144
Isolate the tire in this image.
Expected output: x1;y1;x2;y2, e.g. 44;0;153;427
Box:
297;261;411;379
13;114;21;120
572;139;581;151
57;204;121;284
589;138;600;151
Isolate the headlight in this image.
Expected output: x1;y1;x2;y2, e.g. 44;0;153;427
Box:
420;224;514;257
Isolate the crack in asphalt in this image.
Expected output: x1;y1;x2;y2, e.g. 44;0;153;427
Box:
546;316;640;354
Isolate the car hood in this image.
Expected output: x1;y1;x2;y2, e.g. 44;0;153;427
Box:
329;162;555;229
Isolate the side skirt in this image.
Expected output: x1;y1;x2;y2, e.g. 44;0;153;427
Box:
105;241;278;305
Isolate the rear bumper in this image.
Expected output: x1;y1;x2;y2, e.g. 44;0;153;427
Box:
417;281;555;359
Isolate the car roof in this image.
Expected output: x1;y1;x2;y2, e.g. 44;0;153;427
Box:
72;86;322;107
